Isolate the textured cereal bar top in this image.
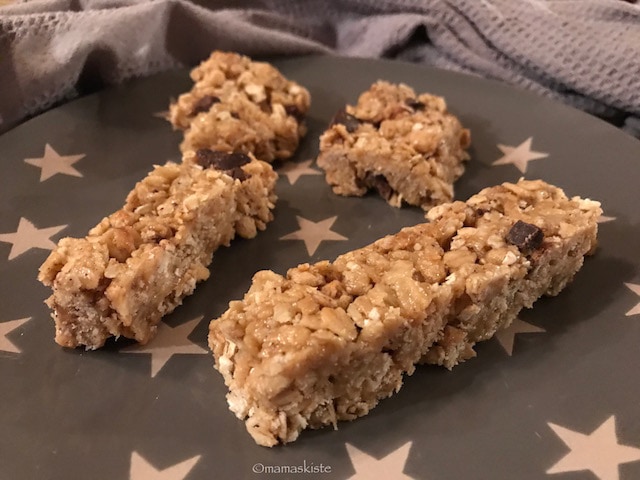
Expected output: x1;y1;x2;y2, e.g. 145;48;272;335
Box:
39;152;277;349
169;51;311;162
208;179;600;446
317;81;471;210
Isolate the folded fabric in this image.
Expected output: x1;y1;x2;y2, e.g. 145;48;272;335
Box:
0;0;639;137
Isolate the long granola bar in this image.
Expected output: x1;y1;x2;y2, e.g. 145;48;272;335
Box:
39;151;277;349
317;81;471;210
169;51;311;162
208;179;600;446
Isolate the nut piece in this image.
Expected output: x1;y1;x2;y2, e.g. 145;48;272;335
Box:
104;227;141;263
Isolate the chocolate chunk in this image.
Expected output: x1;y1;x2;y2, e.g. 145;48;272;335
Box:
330;108;360;133
230;112;240;119
258;101;273;114
195;149;251;171
195;149;228;169
361;173;394;201
190;95;220;116
506;220;544;252
228;167;249;181
285;105;305;122
219;152;251;170
405;98;425;110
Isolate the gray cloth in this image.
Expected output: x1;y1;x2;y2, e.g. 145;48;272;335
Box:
1;0;639;138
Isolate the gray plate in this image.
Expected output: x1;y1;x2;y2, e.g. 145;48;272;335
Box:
1;56;640;480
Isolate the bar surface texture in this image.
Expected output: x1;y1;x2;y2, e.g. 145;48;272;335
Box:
317;81;471;210
39;154;277;349
169;51;311;162
208;179;601;446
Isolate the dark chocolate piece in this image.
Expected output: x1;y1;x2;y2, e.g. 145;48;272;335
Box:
506;220;544;252
361;173;394;201
196;149;228;169
228;167;249;181
405;98;425;110
195;149;251;171
330;108;360;133
219;152;251;170
190;95;220;116
285;105;305;122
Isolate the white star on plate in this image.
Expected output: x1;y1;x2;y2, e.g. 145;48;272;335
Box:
547;416;640;479
624;283;640;317
597;215;616;223
121;316;207;377
346;442;415;480
0;317;30;354
495;317;545;356
492;137;548;173
0;217;66;260
280;215;348;256
278;159;322;184
24;144;85;181
153;110;170;120
129;451;200;480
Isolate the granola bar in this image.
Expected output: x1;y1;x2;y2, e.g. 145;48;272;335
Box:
208;179;600;446
317;81;471;210
39;151;277;349
169;51;311;162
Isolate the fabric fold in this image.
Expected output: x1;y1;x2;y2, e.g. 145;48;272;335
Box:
0;0;638;137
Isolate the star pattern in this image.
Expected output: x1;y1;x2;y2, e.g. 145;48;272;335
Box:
280;215;348;255
0;217;66;260
346;442;415;480
153;110;170;120
278;159;322;184
3;67;640;480
547;416;640;480
492;137;548;173
495;317;546;356
130;451;200;480
597;215;617;223
120;316;207;377
624;283;640;317
0;317;30;354
24;144;85;181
